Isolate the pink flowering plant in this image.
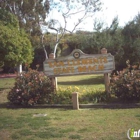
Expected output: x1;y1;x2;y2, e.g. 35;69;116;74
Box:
7;67;54;106
110;60;140;102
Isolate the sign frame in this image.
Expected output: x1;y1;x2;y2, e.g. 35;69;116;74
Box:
43;49;115;77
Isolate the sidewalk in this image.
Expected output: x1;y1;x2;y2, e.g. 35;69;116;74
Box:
0;74;17;78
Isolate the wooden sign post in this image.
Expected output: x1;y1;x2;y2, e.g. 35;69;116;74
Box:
44;49;115;109
44;49;115;77
101;48;110;95
72;92;79;110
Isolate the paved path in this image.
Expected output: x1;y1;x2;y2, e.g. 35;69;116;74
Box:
0;74;16;78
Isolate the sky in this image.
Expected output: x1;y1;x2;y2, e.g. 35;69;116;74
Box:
100;0;140;26
79;0;140;31
46;0;140;32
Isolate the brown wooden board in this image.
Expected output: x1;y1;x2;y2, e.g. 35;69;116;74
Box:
43;49;115;77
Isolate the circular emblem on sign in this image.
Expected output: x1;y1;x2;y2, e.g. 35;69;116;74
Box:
73;52;80;59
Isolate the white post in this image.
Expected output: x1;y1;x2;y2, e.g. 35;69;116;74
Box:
17;64;22;73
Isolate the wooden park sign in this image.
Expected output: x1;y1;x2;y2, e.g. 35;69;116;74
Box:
43;49;115;77
44;48;115;109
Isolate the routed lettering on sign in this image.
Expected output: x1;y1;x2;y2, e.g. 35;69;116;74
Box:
43;49;115;77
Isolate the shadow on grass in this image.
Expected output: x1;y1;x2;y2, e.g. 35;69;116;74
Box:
0;102;73;110
80;103;140;109
0;102;140;110
0;88;11;90
135;114;140;120
58;76;104;85
0;103;8;108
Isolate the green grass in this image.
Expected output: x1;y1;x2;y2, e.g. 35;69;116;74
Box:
0;78;15;89
0;92;140;140
0;75;104;90
0;75;140;140
57;74;104;90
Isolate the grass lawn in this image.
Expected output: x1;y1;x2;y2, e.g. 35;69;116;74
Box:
0;75;140;140
58;74;105;91
0;74;104;90
0;78;15;89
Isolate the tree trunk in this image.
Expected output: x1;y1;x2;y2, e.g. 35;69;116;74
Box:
17;64;22;73
54;43;59;58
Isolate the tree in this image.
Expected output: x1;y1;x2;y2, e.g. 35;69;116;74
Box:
71;17;124;70
0;0;50;60
121;13;140;67
0;1;50;72
0;10;33;69
40;0;102;58
0;0;50;35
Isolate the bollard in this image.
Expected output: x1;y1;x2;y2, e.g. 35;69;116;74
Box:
72;92;79;110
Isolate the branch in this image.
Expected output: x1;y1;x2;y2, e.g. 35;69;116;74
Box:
66;9;85;17
41;34;48;60
65;29;73;34
53;13;67;56
57;13;67;42
71;11;88;33
51;0;100;56
55;29;59;46
49;26;58;32
63;8;71;16
63;0;91;17
48;26;59;44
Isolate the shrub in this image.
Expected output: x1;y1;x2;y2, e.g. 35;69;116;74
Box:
53;91;72;104
7;68;54;106
53;86;78;104
110;60;140;102
79;89;107;104
53;87;107;104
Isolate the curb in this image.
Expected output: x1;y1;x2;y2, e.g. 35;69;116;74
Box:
6;103;140;109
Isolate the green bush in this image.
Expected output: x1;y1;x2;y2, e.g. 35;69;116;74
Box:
7;69;54;106
52;86;77;104
79;89;107;104
53;87;107;104
53;91;72;104
110;61;140;102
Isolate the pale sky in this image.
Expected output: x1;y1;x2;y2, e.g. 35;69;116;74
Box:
79;0;140;30
46;0;140;32
100;0;140;26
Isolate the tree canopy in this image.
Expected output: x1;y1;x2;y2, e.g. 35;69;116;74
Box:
37;14;140;70
0;0;50;35
1;1;140;71
40;0;102;57
0;9;33;67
